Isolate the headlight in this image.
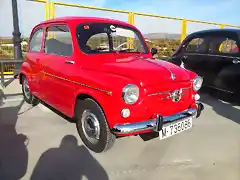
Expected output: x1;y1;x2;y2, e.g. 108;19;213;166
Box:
193;76;203;91
122;84;139;104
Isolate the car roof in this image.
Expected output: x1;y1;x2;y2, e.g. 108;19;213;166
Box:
189;28;240;36
38;16;132;27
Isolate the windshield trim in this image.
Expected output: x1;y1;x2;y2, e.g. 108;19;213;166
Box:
76;22;149;55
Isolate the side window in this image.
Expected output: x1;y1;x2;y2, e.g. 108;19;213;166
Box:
186;38;205;53
29;28;44;52
44;25;73;56
218;38;239;54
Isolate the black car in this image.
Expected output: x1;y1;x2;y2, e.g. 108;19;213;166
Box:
168;29;240;101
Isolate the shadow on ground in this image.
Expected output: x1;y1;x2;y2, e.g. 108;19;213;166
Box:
30;135;109;180
40;101;76;123
200;90;240;125
0;96;28;180
3;76;15;87
0;92;108;180
0;89;6;106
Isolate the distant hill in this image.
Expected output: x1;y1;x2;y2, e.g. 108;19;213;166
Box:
143;33;181;40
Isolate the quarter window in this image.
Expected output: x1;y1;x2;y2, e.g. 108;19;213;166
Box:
219;38;239;54
44;25;73;56
186;38;205;52
29;28;43;52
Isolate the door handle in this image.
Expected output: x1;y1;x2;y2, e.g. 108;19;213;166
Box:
232;59;240;64
65;60;75;64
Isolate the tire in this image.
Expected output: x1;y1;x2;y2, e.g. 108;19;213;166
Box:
21;75;40;106
75;98;116;153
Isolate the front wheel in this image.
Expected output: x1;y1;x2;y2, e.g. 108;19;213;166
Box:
21;75;40;106
76;98;116;153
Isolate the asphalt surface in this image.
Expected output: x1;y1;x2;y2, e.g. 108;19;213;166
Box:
0;91;239;180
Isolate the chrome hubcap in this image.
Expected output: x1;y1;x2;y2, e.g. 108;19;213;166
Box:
81;109;100;144
23;78;30;99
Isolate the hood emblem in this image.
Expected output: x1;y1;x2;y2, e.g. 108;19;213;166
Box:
170;89;183;102
170;73;176;80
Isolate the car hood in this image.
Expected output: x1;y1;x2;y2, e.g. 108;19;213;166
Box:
85;56;192;87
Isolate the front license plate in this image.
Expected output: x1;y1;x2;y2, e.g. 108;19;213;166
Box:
159;117;193;140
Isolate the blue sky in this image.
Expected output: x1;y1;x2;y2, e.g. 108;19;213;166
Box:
61;0;239;25
1;0;239;37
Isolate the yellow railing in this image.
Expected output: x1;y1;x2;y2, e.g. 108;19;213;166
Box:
0;63;16;74
34;0;240;59
38;0;240;42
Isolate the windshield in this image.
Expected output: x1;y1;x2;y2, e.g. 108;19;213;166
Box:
76;23;149;54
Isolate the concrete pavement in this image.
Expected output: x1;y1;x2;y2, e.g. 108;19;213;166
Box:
0;80;239;180
1;76;22;102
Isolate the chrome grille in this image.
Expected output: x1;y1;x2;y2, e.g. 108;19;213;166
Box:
148;87;191;97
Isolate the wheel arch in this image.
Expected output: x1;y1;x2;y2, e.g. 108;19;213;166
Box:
73;91;111;126
19;72;25;84
74;93;105;117
19;72;32;89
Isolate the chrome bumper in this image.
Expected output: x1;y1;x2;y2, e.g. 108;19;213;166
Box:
112;102;204;135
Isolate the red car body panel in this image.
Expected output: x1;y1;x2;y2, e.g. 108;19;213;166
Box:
19;16;201;131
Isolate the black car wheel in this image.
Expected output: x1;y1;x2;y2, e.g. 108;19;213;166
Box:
76;98;116;153
21;75;40;106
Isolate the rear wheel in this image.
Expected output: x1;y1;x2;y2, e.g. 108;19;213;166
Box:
21;75;39;106
75;98;116;153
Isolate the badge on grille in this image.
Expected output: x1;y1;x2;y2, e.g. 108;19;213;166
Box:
170;89;183;102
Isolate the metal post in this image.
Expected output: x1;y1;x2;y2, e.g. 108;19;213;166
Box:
50;1;56;39
12;0;24;77
220;24;225;28
12;0;23;60
1;62;4;87
127;12;134;49
181;19;187;42
45;0;50;20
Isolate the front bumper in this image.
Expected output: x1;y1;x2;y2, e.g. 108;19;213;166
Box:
112;102;204;135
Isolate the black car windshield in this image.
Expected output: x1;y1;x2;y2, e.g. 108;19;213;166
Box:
76;23;149;54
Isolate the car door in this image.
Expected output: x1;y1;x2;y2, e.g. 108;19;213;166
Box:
25;26;44;98
205;32;240;94
170;34;211;82
185;33;219;86
39;24;77;116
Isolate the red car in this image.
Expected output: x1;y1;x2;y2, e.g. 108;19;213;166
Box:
18;16;204;153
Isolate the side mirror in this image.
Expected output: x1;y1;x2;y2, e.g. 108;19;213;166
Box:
151;47;158;56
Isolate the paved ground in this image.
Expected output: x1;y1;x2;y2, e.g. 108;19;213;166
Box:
0;80;240;180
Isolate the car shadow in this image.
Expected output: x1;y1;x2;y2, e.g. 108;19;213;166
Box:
0;89;6;106
200;91;240;125
0;97;28;180
39;101;75;123
30;135;109;180
2;77;15;88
